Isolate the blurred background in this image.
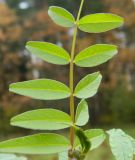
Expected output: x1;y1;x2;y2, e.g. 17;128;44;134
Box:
0;0;135;159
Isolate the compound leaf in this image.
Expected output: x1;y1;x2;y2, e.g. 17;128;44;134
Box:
78;13;124;33
75;99;89;126
74;44;118;67
9;79;70;100
0;133;70;154
11;109;73;130
26;41;70;65
74;72;102;99
107;129;134;160
75;129;106;150
48;6;75;27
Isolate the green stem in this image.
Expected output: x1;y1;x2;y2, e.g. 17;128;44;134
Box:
69;0;85;149
77;0;85;21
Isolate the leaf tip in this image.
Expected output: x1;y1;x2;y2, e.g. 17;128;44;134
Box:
25;41;34;47
9;83;14;92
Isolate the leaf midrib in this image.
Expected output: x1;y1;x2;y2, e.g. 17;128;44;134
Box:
11;88;70;94
12;119;72;125
50;8;74;24
79;21;122;25
28;46;70;61
75;76;99;94
0;143;69;149
75;48;115;62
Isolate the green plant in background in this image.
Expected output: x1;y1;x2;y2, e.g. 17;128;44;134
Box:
0;0;135;160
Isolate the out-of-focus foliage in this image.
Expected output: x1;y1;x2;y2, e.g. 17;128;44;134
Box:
0;1;70;134
0;0;135;135
0;3;27;134
110;84;135;123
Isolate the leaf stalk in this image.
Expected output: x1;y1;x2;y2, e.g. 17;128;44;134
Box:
69;0;85;149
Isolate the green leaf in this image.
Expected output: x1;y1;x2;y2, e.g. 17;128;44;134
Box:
107;129;134;160
9;79;70;100
84;129;106;150
26;41;70;65
75;128;91;153
78;13;124;33
75;99;89;126
48;6;75;27
74;44;118;67
74;72;102;99
131;140;135;154
128;136;135;155
59;151;68;160
0;154;27;160
11;109;73;130
0;133;70;154
75;129;106;150
132;140;135;154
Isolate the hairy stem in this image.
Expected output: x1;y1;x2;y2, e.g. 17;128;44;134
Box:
69;0;85;149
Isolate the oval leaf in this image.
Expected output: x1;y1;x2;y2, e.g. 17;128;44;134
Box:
78;13;124;33
48;6;75;27
75;99;89;126
74;44;118;67
9;79;70;100
107;129;134;160
74;72;102;99
0;154;27;160
75;129;106;150
26;41;70;65
0;133;70;154
11;109;73;130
